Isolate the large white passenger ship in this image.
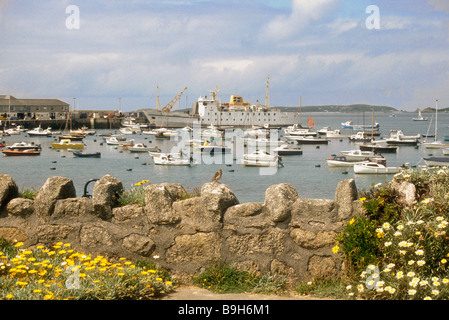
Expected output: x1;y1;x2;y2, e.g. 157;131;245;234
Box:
141;90;300;128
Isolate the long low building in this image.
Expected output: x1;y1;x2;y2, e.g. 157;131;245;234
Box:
0;95;70;120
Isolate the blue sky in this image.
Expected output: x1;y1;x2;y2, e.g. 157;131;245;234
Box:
0;0;448;111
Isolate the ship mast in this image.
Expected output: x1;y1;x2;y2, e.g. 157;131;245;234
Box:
265;74;270;110
156;85;161;112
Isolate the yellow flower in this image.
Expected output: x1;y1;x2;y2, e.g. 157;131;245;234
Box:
442;259;447;264
14;242;24;247
332;245;339;254
6;294;13;299
117;273;125;276
349;218;355;225
33;290;42;293
359;197;366;202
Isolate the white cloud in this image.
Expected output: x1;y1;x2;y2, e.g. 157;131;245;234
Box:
201;59;254;73
262;0;338;40
427;0;449;14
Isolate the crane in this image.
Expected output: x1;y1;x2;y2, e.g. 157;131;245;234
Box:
161;87;188;113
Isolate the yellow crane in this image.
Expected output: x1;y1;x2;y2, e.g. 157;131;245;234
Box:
160;86;188;113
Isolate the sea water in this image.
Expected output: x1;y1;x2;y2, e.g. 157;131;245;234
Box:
1;111;447;203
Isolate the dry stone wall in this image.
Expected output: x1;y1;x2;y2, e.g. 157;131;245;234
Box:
0;173;363;282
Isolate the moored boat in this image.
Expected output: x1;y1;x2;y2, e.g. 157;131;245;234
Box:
273;144;303;155
354;162;404;174
4;141;41;151
339;149;380;161
73;151;101;158
285;135;329;144
326;155;370;167
152;153;195;166
51;139;85;149
424;157;449;166
2;149;41;156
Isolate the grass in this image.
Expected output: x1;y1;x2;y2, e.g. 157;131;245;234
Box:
117;180;200;207
192;262;289;295
0;238;174;300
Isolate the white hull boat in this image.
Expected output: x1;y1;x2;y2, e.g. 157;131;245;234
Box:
354;162;402;174
424;157;449;166
127;143;161;153
152;153;194;166
326;155;369;167
339;150;379;161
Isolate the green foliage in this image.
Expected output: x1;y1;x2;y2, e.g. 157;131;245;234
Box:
193;262;289;295
296;279;349;299
0;240;174;300
339;168;449;300
19;187;37;200
336;215;381;273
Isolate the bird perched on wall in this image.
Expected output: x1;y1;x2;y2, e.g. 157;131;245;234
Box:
211;169;222;182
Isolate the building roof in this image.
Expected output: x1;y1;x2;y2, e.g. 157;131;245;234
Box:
0;95;69;106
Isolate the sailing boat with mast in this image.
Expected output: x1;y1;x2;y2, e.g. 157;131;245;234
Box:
359;110;398;153
413;109;428;121
422;99;449;149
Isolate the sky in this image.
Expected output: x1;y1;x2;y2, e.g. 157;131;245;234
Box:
0;0;448;112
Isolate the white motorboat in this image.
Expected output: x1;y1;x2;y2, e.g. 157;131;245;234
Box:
27;125;53;137
389;130;421;140
326;155;370;167
127;143;161;153
348;131;372;142
325;129;350;139
285;135;329;144
342;120;380;130
284;124;318;137
241;150;282;167
354;162;403;174
424;157;449;166
106;136;122;145
244;150;277;161
202;125;222;139
244;126;267;137
422;141;449;149
152;153;194;166
317;127;332;135
5;141;41;151
273;144;303;155
385;130;420;146
120;127;136;135
339;149;380;161
245;138;283;148
385;136;419;146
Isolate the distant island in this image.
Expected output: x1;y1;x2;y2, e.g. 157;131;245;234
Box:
275;104;397;113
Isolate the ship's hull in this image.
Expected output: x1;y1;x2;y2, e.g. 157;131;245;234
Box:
140;109;300;128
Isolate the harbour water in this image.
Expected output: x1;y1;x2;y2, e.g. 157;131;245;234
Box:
1;111;448;203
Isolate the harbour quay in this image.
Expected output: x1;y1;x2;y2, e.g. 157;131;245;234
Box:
0;94;148;129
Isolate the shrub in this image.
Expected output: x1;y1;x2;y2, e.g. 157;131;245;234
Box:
117;179;149;207
0;239;174;300
193;262;289;294
336;215;381;274
340;167;449;300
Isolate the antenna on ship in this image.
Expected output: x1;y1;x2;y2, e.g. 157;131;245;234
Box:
265;74;270;110
156;84;162;111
